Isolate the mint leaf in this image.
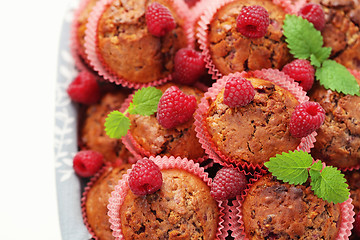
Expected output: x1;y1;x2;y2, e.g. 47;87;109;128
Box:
264;150;313;185
310;165;349;204
104;111;131;139
310;47;331;67
283;15;326;62
315;60;360;96
128;87;163;115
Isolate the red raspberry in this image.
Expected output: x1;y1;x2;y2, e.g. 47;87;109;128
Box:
128;158;163;196
289;101;325;138
298;3;325;31
210;167;247;201
354;212;360;237
173;48;205;85
282;59;315;91
145;2;176;37
73;150;104;178
236;5;270;38
67;71;100;105
157;86;197;129
223;76;255;107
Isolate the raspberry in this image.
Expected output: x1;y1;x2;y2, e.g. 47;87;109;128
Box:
73;150;104;178
282;59;315;91
145;2;176;37
298;3;325;31
128;158;162;196
289;101;325;138
223;76;255;107
157;86;197;129
354;212;360;237
236;5;270;38
210;167;247;201
67;71;100;105
173;48;205;85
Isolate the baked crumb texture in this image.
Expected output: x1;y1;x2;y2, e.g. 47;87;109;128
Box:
120;169;219;240
242;174;341;240
205;78;301;166
208;0;292;75
309;81;360;169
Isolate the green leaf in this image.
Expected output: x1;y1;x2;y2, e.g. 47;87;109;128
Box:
283;15;326;62
310;47;331;67
310;165;350;204
264;150;313;185
128;87;163;116
104;111;131;139
315;60;360;96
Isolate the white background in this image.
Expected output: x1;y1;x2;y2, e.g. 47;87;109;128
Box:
0;0;70;239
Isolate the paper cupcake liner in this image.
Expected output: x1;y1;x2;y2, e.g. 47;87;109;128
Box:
194;69;316;171
107;155;228;240
70;0;96;72
196;0;294;81
84;0;193;89
119;85;210;165
230;171;355;240
81;162;113;240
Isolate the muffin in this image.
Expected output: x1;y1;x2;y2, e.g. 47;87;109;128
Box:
123;82;206;162
308;80;360;170
196;0;292;79
85;0;190;88
195;70;314;169
80;90;133;163
71;0;100;70
82;164;132;240
238;174;345;239
108;156;223;239
297;0;360;71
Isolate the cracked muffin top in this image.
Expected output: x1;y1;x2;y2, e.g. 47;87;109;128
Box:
128;83;205;160
85;164;131;239
119;168;219;239
241;174;341;240
308;80;360;169
81;90;133;163
96;0;188;84
204;77;301;166
309;0;360;71
208;0;292;76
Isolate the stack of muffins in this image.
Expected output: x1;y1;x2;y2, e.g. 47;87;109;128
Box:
68;0;360;239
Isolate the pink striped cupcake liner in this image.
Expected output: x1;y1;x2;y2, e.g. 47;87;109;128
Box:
194;69;317;171
84;0;193;89
196;0;294;80
107;155;228;239
230;171;355;240
70;0;98;72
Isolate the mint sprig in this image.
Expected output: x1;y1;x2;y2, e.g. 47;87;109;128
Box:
283;14;360;96
264;150;349;204
104;87;163;139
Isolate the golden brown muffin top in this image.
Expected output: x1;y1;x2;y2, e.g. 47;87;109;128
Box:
81;90;132;163
205;77;300;165
97;0;187;83
309;81;360;169
120;168;219;240
242;174;341;240
208;0;291;75
129;83;206;160
85;164;132;240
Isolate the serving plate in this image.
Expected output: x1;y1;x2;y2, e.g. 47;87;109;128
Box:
54;0;91;239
